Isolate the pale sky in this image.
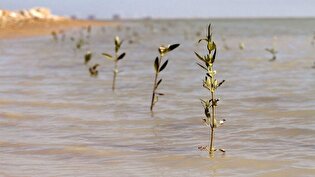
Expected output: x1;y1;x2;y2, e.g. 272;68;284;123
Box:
1;0;315;19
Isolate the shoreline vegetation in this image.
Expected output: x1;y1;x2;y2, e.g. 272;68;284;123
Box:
0;7;116;39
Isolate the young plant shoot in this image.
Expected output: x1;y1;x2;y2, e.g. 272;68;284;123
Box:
89;64;99;77
195;24;226;155
84;51;92;65
84;51;99;77
51;31;58;42
102;36;126;91
265;48;277;61
150;43;180;111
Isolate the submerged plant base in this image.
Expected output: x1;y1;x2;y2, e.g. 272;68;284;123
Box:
198;146;226;155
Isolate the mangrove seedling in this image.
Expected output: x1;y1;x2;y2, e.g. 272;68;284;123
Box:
150;43;180;111
84;51;92;65
239;42;245;50
51;31;58;41
265;48;277;61
195;24;226;155
76;38;85;50
102;36;126;91
84;51;99;77
89;64;99;77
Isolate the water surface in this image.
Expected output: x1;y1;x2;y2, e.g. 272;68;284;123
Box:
0;19;315;177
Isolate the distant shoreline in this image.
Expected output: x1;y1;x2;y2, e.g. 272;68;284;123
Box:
119;16;315;21
0;19;116;39
1;16;314;40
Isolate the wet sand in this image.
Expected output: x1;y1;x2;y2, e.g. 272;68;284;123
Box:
0;19;116;39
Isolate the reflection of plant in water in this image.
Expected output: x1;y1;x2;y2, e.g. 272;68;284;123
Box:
102;36;126;91
265;48;277;61
195;24;226;156
150;44;180;112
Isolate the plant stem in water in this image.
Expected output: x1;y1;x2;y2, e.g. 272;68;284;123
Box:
112;60;118;91
150;71;158;111
150;55;162;111
209;66;216;154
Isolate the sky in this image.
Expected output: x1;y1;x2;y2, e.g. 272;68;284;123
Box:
1;0;315;19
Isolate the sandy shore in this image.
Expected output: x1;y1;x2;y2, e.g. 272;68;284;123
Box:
0;19;116;39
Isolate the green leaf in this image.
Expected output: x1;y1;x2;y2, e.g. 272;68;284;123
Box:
117;53;126;60
218;80;225;87
207;23;212;40
153;95;158;105
198;38;207;43
156;93;165;96
204;107;210;118
158;46;168;56
200;99;207;108
115;37;123;53
84;52;92;64
114;36;120;46
92;64;99;70
159;60;168;72
207;41;216;52
194;52;205;62
102;53;113;60
210;48;217;63
156;79;162;88
168;44;180;52
154;57;159;73
196;62;207;71
89;64;99;77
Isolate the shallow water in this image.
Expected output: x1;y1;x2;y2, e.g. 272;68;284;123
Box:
0;19;315;177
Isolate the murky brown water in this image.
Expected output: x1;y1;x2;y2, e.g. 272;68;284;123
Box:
0;19;315;177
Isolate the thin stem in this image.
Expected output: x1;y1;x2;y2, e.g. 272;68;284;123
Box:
209;91;215;154
112;51;118;91
112;61;118;91
150;71;158;111
150;55;162;112
209;66;216;154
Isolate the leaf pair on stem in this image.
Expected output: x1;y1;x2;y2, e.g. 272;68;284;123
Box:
102;36;126;91
150;44;180;111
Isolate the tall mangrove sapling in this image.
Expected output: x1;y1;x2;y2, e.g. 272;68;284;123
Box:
195;24;226;155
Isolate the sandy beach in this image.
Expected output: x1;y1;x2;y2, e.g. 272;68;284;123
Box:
0;19;115;39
